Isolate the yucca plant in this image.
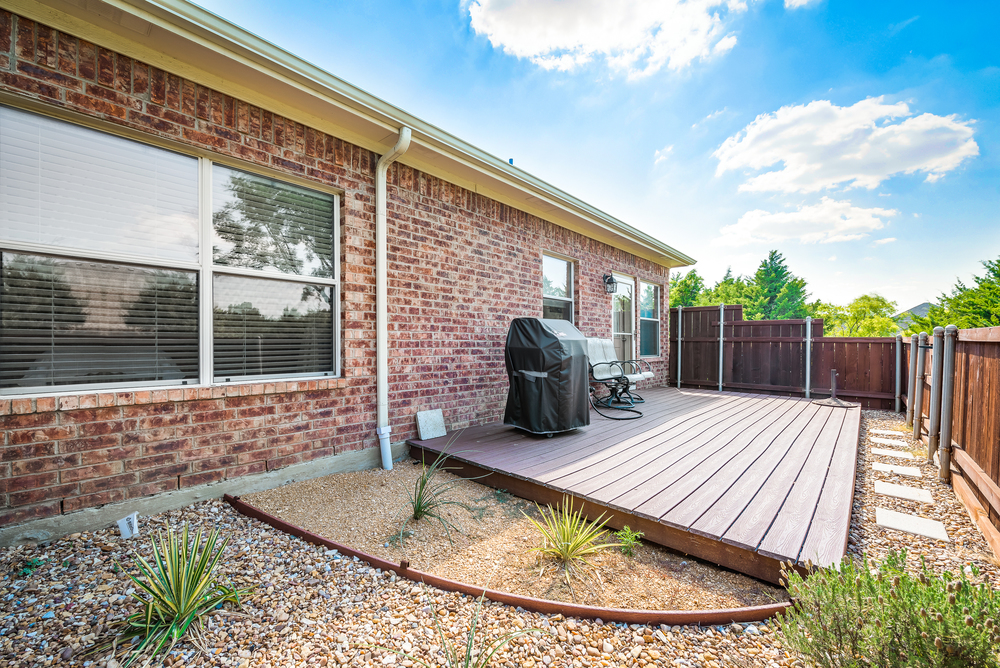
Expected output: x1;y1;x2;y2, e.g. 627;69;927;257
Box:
402;439;484;544
524;495;617;588
368;591;538;668
93;523;250;667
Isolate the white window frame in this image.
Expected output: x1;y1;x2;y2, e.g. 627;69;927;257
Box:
611;272;635;360
541;252;575;324
0;103;342;395
638;281;661;358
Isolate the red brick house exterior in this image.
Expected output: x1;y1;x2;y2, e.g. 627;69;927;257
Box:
0;2;692;539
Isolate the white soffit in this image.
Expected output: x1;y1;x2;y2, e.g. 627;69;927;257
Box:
13;0;695;268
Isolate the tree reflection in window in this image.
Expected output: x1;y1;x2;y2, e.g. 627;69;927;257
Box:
212;166;336;283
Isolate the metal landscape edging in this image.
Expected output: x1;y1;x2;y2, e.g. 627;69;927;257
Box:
225;494;792;626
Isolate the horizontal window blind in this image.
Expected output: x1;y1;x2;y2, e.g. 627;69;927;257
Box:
212;165;336;278
0;253;199;390
0;105;199;262
213;274;333;379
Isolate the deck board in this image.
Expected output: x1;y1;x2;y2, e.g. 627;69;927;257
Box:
407;387;860;584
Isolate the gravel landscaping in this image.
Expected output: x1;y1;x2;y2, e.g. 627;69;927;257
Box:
2;407;997;668
848;409;1000;585
241;461;786;611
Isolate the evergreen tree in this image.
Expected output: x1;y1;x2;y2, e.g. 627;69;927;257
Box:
904;255;1000;333
696;268;760;311
749;250;808;320
669;270;705;307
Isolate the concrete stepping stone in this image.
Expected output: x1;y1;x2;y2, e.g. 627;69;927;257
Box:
876;507;949;541
872;436;911;447
871;447;914;460
871;429;908;436
874;481;933;504
872;461;922;478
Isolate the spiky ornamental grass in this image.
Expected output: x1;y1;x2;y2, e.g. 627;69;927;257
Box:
94;524;250;668
524;495;617;589
779;549;1000;668
402;444;481;545
369;591;539;668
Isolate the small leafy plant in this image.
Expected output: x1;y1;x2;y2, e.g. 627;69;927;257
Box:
369;591;538;668
19;557;46;576
613;525;644;557
524;495;616;587
779;549;1000;668
93;523;250;667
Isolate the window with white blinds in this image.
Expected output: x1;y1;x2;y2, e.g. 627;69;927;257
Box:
0;106;199;262
0;104;340;394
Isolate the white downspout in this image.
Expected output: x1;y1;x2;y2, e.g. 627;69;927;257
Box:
375;127;412;470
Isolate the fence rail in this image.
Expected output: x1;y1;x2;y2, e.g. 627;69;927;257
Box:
668;305;898;409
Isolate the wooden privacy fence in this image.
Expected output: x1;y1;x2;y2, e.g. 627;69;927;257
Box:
667;305;900;409
904;326;1000;539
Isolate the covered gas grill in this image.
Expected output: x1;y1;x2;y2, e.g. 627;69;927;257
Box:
503;317;590;435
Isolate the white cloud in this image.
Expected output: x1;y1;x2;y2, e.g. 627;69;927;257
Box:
715;197;898;246
713;97;979;193
467;0;746;78
828;255;837;261
889;16;919;35
874;237;897;245
785;0;820;7
693;107;727;128
654;144;674;164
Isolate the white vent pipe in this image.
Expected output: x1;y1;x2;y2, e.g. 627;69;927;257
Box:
375;127;411;469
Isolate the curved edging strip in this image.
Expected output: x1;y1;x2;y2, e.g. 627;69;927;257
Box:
225;494;790;626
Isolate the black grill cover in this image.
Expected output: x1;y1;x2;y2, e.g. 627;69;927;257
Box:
503;317;590;434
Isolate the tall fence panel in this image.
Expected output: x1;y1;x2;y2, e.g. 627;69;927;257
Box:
950;328;1000;526
668;306;896;409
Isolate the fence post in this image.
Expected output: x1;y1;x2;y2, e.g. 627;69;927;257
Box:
913;332;928;443
718;303;725;392
927;327;944;461
895;334;902;413
939;325;958;482
804;316;812;399
676;306;683;389
906;334;918;428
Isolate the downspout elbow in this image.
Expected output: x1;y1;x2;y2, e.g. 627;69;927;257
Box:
375;127;412;470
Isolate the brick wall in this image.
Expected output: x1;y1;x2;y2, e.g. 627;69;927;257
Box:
0;10;671;529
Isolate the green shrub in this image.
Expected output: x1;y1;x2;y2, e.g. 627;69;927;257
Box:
779;550;1000;668
524;495;616;587
614;525;644;557
93;524;250;667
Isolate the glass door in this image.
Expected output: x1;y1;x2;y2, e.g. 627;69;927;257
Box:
612;275;634;361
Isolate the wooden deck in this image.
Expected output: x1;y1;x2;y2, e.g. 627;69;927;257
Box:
407;387;861;584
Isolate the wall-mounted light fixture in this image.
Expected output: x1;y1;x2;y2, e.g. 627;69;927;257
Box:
602;273;618;294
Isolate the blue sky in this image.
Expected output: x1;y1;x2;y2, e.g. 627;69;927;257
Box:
194;0;999;311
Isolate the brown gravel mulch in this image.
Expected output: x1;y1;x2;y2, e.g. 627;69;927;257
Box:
241;460;787;612
848;409;1000;584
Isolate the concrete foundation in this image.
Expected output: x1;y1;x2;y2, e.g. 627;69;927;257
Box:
0;442;409;548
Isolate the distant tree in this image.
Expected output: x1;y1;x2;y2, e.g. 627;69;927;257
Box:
905;255;1000;334
696;268;760;311
748;250;809;320
669;270;705;307
805;299;844;334
829;294;898;337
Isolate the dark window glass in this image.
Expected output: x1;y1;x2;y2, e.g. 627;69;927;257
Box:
212;165;336;279
640;320;659;357
213;274;333;379
0;253;198;390
543;298;572;322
